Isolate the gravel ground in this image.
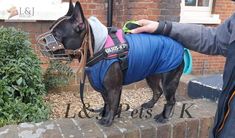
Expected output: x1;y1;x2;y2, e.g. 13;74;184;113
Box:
44;88;166;119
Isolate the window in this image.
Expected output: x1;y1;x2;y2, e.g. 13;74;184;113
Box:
185;0;210;6
180;0;221;24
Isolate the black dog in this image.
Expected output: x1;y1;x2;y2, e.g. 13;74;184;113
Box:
38;1;184;127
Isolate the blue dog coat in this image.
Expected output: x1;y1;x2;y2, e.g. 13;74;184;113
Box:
85;33;184;92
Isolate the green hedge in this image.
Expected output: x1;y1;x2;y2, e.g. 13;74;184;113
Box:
44;60;74;91
0;27;49;127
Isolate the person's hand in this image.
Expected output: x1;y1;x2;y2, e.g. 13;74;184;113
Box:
130;19;159;34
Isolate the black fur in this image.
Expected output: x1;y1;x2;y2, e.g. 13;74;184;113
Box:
50;1;184;126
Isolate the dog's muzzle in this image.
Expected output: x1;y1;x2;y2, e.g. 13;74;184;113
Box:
36;31;72;61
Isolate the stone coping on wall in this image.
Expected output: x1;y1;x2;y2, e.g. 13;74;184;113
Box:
0;99;217;138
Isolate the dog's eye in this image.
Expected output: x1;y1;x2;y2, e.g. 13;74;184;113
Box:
74;23;84;33
78;23;85;30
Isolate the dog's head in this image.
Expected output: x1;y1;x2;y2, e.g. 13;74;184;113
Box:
37;1;88;60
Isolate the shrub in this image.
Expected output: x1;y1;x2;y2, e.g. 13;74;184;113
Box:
0;27;49;127
43;60;74;91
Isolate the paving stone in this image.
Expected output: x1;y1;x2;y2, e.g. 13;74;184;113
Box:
18;122;40;138
175;99;216;119
0;125;18;138
171;103;185;119
55;118;83;138
75;118;104;138
16;121;63;138
37;120;63;138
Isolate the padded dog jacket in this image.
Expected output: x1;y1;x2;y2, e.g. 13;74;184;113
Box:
85;33;184;92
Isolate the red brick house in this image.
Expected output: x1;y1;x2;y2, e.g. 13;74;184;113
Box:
0;0;234;75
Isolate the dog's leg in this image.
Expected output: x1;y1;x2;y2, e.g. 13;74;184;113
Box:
154;62;184;123
98;62;123;127
99;92;122;118
99;93;109;117
141;74;163;108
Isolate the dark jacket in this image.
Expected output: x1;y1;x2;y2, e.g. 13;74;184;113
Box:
165;13;235;138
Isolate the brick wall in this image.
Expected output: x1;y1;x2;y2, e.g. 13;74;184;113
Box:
214;0;235;21
159;0;181;21
0;0;234;74
0;98;217;137
112;0;161;28
190;51;226;75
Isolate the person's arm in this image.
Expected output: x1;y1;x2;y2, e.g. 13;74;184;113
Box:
131;15;235;56
169;22;227;56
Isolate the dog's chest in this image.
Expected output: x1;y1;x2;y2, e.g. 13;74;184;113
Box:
86;34;184;92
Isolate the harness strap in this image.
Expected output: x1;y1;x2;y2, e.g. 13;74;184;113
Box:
86;44;128;70
108;27;121;46
86;48;107;66
65;48;83;56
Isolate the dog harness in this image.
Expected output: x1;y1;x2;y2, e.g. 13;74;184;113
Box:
86;28;128;69
85;32;184;92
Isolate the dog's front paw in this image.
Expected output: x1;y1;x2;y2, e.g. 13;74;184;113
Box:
98;118;113;127
141;102;154;109
154;113;168;123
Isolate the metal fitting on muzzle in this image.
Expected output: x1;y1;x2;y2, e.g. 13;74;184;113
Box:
36;31;71;61
36;16;72;61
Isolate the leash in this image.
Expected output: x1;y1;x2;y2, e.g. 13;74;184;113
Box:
79;71;103;113
77;19;103;113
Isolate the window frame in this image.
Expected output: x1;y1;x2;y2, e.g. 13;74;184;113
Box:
180;0;221;24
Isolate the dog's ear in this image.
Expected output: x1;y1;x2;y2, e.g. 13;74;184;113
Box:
65;0;74;16
70;1;86;32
